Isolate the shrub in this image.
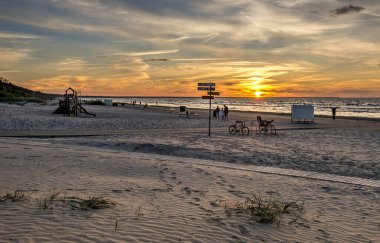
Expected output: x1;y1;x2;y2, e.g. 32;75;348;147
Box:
225;192;304;223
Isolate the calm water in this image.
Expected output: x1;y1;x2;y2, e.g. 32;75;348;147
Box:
85;97;380;119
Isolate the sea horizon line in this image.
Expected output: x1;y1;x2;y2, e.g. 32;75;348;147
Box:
78;96;380;99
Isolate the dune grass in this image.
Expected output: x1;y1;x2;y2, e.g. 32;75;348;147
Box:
38;191;64;209
37;191;114;210
78;195;114;210
0;189;28;202
223;192;304;223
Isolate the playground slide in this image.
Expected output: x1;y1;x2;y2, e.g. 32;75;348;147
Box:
78;103;96;117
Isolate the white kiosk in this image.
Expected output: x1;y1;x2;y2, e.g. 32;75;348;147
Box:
104;99;113;106
291;105;314;123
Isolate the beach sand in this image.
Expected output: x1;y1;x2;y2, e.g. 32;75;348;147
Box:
0;102;379;242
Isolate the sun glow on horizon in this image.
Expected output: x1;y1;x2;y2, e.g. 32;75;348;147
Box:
255;90;262;97
248;79;268;98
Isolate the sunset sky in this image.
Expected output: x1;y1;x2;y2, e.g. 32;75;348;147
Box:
0;0;379;97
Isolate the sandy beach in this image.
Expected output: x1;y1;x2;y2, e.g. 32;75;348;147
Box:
0;102;379;242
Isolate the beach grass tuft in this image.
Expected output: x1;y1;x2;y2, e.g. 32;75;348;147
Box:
224;192;304;223
0;189;28;202
79;195;114;210
38;191;64;209
134;205;143;217
37;191;114;210
37;191;115;210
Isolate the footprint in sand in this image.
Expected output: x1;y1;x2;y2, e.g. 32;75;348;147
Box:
152;187;172;192
209;201;219;207
195;168;204;173
169;172;178;180
317;229;330;238
182;187;192;195
166;183;174;189
159;176;167;183
112;189;124;193
228;190;245;197
230;235;241;241
216;181;225;186
238;225;249;235
187;201;200;206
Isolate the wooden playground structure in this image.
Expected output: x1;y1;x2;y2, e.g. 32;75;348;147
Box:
54;87;96;117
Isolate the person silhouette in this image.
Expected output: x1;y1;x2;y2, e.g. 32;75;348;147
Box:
331;107;337;120
215;106;220;119
224;105;229;121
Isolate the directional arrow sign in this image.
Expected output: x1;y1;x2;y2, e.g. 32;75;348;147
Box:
207;91;220;96
202;95;214;99
198;87;215;91
198;82;215;87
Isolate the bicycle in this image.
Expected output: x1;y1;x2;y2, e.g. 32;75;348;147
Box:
229;120;250;135
255;116;276;135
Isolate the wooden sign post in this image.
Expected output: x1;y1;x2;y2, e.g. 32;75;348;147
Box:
197;82;219;137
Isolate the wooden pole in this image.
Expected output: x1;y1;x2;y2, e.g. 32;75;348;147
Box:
208;87;211;137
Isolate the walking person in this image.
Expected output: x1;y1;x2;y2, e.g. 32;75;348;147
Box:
215;106;220;119
224;105;229;121
219;108;224;121
331;107;337;120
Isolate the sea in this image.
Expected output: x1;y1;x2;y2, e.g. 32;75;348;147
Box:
84;97;380;119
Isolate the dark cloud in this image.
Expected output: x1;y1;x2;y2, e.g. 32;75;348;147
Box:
331;5;364;16
222;82;237;86
144;58;169;62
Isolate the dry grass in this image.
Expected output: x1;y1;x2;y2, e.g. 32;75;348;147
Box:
38;191;65;209
37;191;114;210
0;189;28;202
78;195;114;210
224;192;304;223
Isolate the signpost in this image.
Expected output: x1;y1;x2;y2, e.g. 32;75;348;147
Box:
207;91;220;96
198;87;215;91
197;82;219;137
198;83;215;87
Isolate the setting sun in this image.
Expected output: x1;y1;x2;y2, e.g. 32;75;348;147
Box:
255;91;262;97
